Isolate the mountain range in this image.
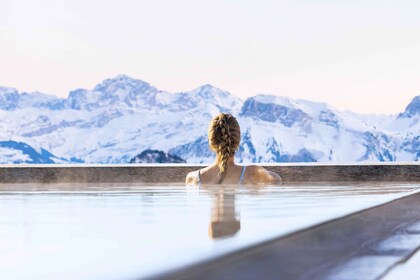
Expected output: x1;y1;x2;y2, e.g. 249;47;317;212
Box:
0;74;418;164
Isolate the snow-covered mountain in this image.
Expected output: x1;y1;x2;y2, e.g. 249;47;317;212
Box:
0;74;418;163
0;141;69;164
130;149;185;163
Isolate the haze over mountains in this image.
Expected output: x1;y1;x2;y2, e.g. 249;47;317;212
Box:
0;75;418;164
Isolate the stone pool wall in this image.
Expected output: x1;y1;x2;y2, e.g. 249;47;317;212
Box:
0;163;418;183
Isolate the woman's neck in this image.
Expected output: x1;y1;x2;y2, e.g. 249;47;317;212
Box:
215;157;235;165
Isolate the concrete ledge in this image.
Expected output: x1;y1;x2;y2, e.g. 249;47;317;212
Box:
0;163;419;183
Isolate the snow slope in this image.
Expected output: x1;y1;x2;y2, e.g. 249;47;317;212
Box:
0;75;418;163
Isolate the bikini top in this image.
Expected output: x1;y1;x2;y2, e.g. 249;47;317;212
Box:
196;166;247;185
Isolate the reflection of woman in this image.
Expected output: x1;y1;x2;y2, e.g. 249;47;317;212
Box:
208;188;240;239
186;113;282;185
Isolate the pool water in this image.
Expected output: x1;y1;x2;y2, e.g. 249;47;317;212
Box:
0;183;418;280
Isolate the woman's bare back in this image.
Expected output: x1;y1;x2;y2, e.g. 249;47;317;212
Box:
186;163;281;185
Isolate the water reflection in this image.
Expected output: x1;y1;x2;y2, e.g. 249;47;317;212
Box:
202;184;267;239
0;183;418;280
208;187;241;239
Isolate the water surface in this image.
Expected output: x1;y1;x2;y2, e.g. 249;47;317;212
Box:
0;183;418;280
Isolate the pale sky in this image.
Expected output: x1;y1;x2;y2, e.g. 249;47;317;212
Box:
0;0;419;114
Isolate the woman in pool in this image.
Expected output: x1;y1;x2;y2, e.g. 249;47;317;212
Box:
186;113;282;185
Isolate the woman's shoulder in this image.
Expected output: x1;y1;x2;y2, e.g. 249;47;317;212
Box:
245;165;282;185
185;165;218;185
185;169;200;185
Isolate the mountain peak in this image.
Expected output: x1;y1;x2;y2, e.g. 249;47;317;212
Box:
114;74;131;79
240;94;312;127
66;75;160;110
253;94;294;105
94;74;152;92
0;87;19;110
0;86;19;94
193;84;221;95
0;87;63;110
399;95;420;118
200;83;217;89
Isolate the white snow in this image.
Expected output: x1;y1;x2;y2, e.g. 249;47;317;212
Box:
0;75;418;163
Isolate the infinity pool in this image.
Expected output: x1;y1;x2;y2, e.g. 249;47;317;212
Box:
0;183;419;280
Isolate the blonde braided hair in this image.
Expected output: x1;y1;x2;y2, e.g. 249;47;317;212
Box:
208;113;241;184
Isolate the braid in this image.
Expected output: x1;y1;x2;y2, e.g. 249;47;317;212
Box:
208;113;240;184
217;116;231;183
